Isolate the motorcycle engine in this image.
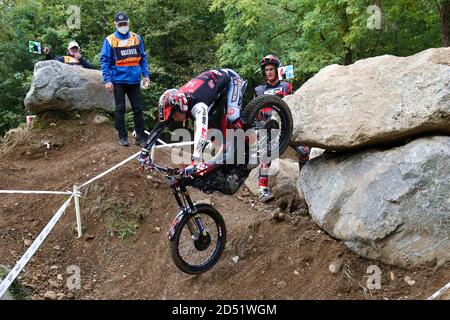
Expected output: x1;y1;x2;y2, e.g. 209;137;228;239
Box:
190;165;251;195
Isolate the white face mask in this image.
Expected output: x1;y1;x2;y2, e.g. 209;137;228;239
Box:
117;25;129;34
68;48;80;56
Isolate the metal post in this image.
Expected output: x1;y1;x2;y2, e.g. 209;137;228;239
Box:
73;185;82;238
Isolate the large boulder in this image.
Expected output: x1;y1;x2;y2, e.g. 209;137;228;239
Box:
24;60;129;114
244;158;300;201
300;136;450;267
286;48;450;150
296;147;325;200
245;148;325;200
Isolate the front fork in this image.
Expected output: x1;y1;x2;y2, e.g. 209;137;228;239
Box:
168;184;208;241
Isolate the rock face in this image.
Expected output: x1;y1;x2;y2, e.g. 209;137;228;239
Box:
300;136;450;267
244;158;300;199
297;147;325;201
245;149;324;201
24;60;129;114
286;48;450;150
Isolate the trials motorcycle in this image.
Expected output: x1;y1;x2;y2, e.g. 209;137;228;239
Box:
142;94;293;274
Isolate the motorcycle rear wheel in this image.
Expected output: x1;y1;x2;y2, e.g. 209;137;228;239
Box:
241;94;293;162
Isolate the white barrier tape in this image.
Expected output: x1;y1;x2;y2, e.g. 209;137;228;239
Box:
0;137;196;297
428;282;450;300
0;190;73;195
78;140;195;189
0;137;195;298
154;141;194;149
78;151;141;189
144;130;187;145
157;138;167;145
0;196;74;299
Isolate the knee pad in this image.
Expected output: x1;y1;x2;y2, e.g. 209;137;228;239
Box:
227;107;240;123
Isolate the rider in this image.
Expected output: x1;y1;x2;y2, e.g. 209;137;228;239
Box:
254;54;310;202
254;55;292;97
138;68;246;169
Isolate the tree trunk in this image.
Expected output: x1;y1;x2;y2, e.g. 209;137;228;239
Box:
440;0;450;47
342;6;353;65
344;50;353;66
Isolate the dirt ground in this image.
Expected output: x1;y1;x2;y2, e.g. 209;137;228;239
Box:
0;112;449;300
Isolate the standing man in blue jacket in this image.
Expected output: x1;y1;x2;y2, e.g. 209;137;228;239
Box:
100;12;151;146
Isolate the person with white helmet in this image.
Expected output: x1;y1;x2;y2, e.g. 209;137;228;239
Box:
43;40;94;69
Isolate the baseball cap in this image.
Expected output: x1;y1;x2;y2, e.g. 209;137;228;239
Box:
114;12;129;23
67;41;80;50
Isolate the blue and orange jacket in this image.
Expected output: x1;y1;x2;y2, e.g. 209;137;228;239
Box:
45;51;94;69
100;31;151;84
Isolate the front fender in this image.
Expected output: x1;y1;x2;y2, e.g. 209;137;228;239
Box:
168;209;187;241
168;203;214;241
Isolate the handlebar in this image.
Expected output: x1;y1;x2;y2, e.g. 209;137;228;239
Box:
138;154;200;178
146;162;183;176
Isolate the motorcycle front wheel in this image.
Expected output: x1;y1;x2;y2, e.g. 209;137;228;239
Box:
170;204;226;275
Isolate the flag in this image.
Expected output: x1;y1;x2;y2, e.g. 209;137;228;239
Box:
28;41;41;54
278;65;294;80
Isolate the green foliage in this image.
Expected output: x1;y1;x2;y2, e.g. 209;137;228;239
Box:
0;0;444;136
107;214;137;239
212;0;441;87
105;199;138;239
0;0;222;135
0;265;30;300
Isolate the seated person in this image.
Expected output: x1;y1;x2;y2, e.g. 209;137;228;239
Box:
44;41;94;69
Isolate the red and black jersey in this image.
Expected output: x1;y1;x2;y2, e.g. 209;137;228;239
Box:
254;80;292;97
179;69;232;113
